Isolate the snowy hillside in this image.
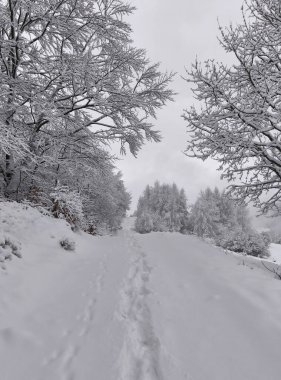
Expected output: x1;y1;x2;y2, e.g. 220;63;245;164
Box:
1;203;281;380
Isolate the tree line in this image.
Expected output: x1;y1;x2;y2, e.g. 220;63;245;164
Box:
135;183;270;257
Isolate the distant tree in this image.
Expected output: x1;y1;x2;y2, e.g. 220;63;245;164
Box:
191;189;219;238
183;0;281;215
190;187;269;257
190;187;252;238
135;182;190;233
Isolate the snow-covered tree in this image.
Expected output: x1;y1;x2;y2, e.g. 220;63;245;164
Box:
135;182;189;233
190;188;250;238
135;210;154;234
191;189;219;238
83;171;131;233
183;0;281;215
190;187;269;257
0;0;174;194
0;0;171;232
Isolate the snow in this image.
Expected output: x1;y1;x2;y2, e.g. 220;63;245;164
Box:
269;243;281;265
1;204;281;380
220;240;281;278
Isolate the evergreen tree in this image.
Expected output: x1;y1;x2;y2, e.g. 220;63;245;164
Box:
135;182;189;234
190;188;249;238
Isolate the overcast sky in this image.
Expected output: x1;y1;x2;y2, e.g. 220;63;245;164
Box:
112;0;244;211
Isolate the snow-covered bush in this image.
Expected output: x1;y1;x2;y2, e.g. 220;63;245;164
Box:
59;238;76;251
50;185;86;229
217;229;269;258
1;147;131;235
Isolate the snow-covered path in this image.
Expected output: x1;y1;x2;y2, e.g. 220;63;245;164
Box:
138;232;281;380
1;217;281;380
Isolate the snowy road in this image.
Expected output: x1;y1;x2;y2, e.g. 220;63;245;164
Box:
1;218;281;380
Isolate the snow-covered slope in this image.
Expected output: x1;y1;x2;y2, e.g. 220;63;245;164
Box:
1;204;281;380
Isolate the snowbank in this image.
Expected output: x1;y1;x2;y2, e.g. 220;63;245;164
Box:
0;201;78;268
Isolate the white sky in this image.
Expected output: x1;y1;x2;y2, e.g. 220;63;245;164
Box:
112;0;244;211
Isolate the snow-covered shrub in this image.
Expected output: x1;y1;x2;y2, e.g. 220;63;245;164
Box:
217;229;269;258
50;185;86;229
59;238;76;251
0;143;131;236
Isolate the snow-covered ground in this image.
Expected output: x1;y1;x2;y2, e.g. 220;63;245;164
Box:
221;240;281;277
1;203;281;380
269;243;281;265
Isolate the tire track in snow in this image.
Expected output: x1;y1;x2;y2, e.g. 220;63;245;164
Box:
117;230;164;380
43;256;107;380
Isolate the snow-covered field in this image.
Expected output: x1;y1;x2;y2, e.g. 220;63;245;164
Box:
1;202;281;380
